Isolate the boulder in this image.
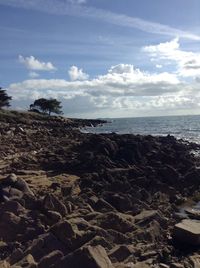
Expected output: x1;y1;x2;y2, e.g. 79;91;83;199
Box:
14;178;35;196
4;174;17;185
0;212;21;242
133;210;159;223
133;210;167;228
173;219;200;245
189;254;200;268
50;220;95;251
45;210;62;226
55;245;114;268
105;194;132;212
108;245;135;262
185;208;200;220
43;193;67;216
0;261;10;268
95;212;136;233
7;248;24;265
0;201;25;215
5;187;23;200
25;233;67;262
134;220;161;242
95;198;116;212
38;250;63;268
13;254;37;268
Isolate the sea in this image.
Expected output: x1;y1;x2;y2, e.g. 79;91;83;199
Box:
82;115;200;144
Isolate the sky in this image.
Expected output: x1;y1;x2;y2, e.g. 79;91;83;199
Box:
1;0;200;118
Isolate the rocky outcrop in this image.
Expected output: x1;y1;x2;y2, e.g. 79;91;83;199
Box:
173;219;200;245
0;112;199;267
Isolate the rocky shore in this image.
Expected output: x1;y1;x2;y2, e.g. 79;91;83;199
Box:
1;111;200;267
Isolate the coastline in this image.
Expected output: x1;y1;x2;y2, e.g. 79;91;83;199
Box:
0;111;200;267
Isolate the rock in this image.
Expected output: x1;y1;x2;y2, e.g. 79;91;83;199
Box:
95;198;116;212
185;208;200;220
133;261;151;268
0;241;10;259
173;219;200;245
50;182;60;190
5;174;17;185
13;254;37;267
14;126;25;134
140;250;158;261
189;254;200;268
0;261;10;268
50;220;95;251
7;248;24;265
0;212;21;242
170;263;184;268
105;193;132;212
87;236;112;250
0;201;24;214
61;181;80;196
25;233;67;262
43;193;67;216
15;178;35;196
133;210;162;225
160;264;170;268
95;212;136;233
22;194;38;209
45;210;62;225
158;165;180;184
55;245;114;268
6;187;24;200
108;245;134;262
38;250;63;268
134;220;161;242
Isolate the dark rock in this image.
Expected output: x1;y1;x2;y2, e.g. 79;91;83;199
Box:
15;178;35;196
50;220;95;251
173;219;200;245
43;193;67;216
95;212;136;233
7;248;24;265
108;245;134;262
185;208;200;220
13;254;37;267
45;210;62;225
0;200;24;214
95;198;117;212
38;250;63;268
55;245;114;268
25;233;67;262
105;194;133;212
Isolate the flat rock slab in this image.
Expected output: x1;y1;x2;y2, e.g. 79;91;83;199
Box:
174;219;200;245
185;208;200;220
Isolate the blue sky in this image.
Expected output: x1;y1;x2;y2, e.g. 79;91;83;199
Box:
1;0;200;118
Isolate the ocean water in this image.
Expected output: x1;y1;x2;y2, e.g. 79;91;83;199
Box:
83;115;200;144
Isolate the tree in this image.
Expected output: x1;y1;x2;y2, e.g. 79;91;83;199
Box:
0;87;12;109
30;98;63;116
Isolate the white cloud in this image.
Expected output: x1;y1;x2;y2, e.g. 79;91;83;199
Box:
143;38;200;77
19;55;57;71
108;64;137;74
68;0;86;4
68;66;89;81
1;0;200;40
29;71;40;78
7;64;181;103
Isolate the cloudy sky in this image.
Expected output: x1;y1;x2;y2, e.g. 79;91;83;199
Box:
1;0;200;118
